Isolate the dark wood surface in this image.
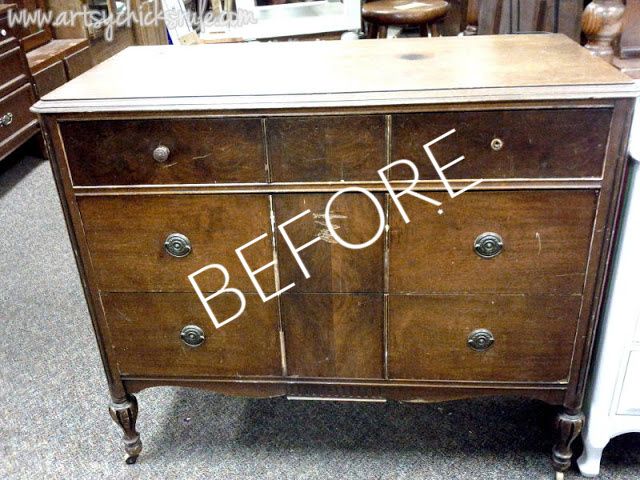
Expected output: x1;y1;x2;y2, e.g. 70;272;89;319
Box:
268;115;386;182
77;194;275;293
388;294;581;382
102;292;282;377
392;109;612;180
281;293;384;378
273;193;385;293
35;37;636;471
388;190;597;294
63;118;267;186
32;60;66;98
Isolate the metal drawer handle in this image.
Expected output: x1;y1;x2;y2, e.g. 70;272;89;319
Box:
181;325;205;347
1;112;13;127
467;329;494;352
474;232;503;259
153;144;170;163
164;233;192;258
1;29;7;38
491;138;504;151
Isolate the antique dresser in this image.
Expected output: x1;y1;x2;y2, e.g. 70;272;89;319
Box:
33;35;637;478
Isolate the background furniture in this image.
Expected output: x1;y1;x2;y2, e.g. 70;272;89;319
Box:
577;97;640;477
0;3;38;163
34;35;635;478
362;0;450;39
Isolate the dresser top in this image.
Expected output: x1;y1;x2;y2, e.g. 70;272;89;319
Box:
33;34;638;114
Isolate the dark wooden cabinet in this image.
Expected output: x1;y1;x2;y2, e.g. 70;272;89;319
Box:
34;35;636;477
0;4;38;163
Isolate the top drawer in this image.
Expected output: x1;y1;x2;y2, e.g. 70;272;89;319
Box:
392;108;612;180
62;118;267;186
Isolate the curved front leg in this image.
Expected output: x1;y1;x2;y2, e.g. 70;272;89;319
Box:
109;394;143;464
551;408;585;476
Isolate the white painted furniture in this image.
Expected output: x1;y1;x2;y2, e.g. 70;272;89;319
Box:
577;97;640;477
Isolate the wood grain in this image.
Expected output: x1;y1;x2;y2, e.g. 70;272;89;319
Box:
33;35;635;114
281;293;384;379
388;190;597;294
268;115;386;182
273;193;385;293
388;294;581;382
391;109;612;180
78;195;275;292
102;292;282;378
62;118;267;186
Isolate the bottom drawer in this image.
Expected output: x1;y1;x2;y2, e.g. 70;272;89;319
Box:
0;83;36;145
101;292;283;378
388;294;581;383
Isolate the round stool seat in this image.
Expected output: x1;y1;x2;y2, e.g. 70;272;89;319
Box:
362;0;449;26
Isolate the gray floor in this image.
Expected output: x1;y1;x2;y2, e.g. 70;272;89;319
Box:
1;154;639;480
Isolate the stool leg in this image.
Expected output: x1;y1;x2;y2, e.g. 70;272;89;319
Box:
379;25;388;38
419;23;429;37
430;22;440;37
367;23;379;39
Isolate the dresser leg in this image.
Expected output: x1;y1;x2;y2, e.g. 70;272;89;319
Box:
551;408;585;475
109;394;142;464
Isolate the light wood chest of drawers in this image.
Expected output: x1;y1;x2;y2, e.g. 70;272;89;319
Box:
33;35;637;477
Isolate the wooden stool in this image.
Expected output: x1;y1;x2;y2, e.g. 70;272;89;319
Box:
362;0;450;39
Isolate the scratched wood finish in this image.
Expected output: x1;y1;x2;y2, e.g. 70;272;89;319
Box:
62;118;267;186
392;109;612;180
101;292;282;377
33;36;636;470
268;115;387;182
388;294;582;382
389;190;597;294
273;193;385;293
33;35;634;112
281;293;384;379
78;195;275;292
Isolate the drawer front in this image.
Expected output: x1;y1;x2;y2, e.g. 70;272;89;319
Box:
392;109;611;180
0;84;36;145
33;60;67;98
102;292;282;378
389;190;596;294
64;46;92;79
0;45;27;93
388;294;581;382
273;193;384;293
62;118;267;186
281;293;384;379
268;115;386;182
78;195;275;292
617;350;640;415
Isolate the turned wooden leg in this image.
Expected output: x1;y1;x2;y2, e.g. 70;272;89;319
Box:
419;23;429;37
366;23;378;39
378;25;388;39
551;408;585;477
109;395;142;464
581;0;625;63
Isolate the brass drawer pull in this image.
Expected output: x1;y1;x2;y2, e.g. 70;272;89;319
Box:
491;138;504;151
153;144;171;163
164;233;192;258
467;329;494;351
1;112;13;127
181;325;205;347
474;232;503;259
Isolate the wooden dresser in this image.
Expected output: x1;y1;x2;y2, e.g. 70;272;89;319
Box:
0;3;38;163
33;35;637;478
